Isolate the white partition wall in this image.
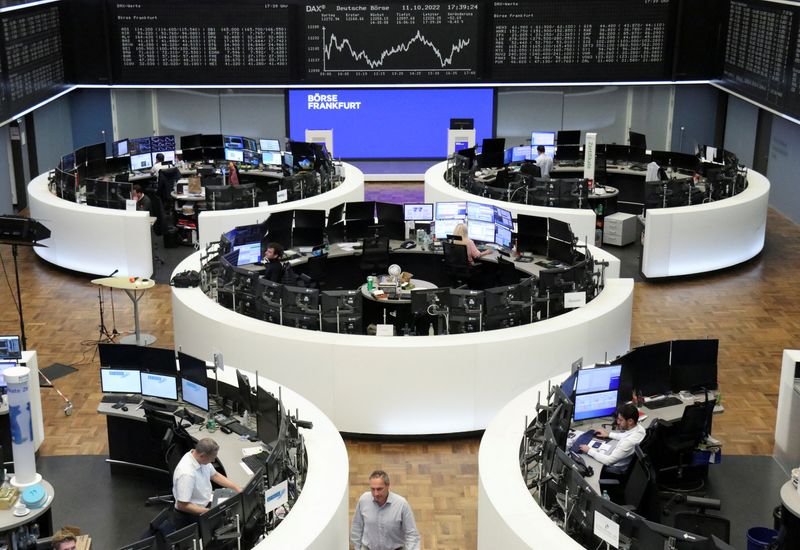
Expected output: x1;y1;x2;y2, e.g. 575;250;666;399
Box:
774;349;800;474
172;253;633;436
27;173;153;278
197;162;364;248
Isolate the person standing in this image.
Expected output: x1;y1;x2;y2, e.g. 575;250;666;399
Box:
351;470;420;550
534;145;554;178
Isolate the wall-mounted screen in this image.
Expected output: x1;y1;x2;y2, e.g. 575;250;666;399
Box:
288;88;494;158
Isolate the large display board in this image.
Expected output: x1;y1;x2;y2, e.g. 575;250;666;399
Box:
288;88;494;158
107;0;291;84
0;3;66;120
301;2;481;83
491;0;674;81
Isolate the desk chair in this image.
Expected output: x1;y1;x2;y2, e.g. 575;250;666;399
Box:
304;254;328;289
205;185;235;210
673;509;731;547
656;400;716;489
233;182;257;208
442;241;474;288
359;235;390;275
495;255;519;286
144;411;192;506
599;445;661;523
157;166;181;205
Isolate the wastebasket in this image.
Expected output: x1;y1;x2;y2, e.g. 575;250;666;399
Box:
747;526;778;550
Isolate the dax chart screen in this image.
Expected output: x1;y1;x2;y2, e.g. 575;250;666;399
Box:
302;2;481;82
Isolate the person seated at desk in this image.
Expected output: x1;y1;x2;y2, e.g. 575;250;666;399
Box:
172;438;242;525
51;528;78;550
535;145;553;178
452;223;491;265
132;184;152;214
151;153;171;177
262;241;285;283
578;403;645;472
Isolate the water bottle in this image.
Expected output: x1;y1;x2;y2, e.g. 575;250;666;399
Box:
428;323;435;336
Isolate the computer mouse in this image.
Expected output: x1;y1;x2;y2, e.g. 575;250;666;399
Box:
220;425;232;434
121;405;128;412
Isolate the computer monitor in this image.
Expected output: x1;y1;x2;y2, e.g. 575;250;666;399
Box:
257;278;282;307
434;201;467;238
130;153;153;171
493;206;513;229
225;148;244;163
261;151;281;166
573;389;619;422
180;134;202;150
128;136;151;155
483;283;530;317
112;139;129;157
629;131;647;150
0;361;18;389
140;372;178;400
164;523;199;550
531;131;556;157
467;220;494;243
0;335;21;360
141;347;178;376
548;238;574;265
198;493;244;548
449;118;474;130
509;146;532;163
241;468;265;526
116;537;158;550
257;386;280;444
177;352;208;387
516;214;548;255
321;289;362;315
98;343;142;368
410;288;451;317
575;364;622;395
60;152;76;172
548;218;573;244
100;368;142;394
282;286;319;314
670;339;719;392
617;345;671;398
495;225;512;249
556;130;581;145
235;369;256;413
321;313;362;334
181;378;209;411
260;138;281;152
233;242;261;265
151;134;175;152
404;203;433;222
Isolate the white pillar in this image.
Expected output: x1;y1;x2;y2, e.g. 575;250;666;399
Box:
5;366;42;487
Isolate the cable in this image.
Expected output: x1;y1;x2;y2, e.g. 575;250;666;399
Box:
0;250;20;314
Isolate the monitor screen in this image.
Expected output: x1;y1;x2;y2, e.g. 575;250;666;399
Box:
467;201;494;223
556;130;581;145
260;138;281;152
181;378;209;411
434;219;461;240
130;153;153;171
128;137;152;155
225;148;244;162
0;335;21;360
262;151;281;166
494;206;513;229
101;368;142;394
98;343;142;368
140;372;178;400
511;146;533;162
404;203;433;222
573;389;619;422
629;131;647;149
61;153;75;172
532;131;556;146
224;135;245;149
151;135;175;152
495;225;512;248
575;364;622;395
113;139;129;157
0;361;18;388
257;386;280;444
670;339;719;392
435;201;467;221
157;151;176;164
141;347;178;375
468;220;495;243
233;243;261;265
178;352;208;387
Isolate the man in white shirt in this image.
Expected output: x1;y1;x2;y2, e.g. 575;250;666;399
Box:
535;145;554;178
351;470;420;550
172;438;242;519
151;153;170;176
579;403;646;472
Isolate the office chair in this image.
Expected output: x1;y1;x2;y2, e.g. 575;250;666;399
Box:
157;166;181;205
442;241;473;288
205;185;235;210
233;182;257;208
656;400;716;489
304;254;328;289
145;411;192;506
495;255;519;286
359;235;390;275
673;509;731;546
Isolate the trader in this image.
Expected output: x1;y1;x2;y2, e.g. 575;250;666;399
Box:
132;184;152;214
151;152;170;176
51;528;78;550
351;470;420;550
172;438;242;521
452;223;491;265
262;242;285;283
578;403;645;471
534;145;554;178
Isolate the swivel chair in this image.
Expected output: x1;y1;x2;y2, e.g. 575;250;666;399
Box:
205;185;235;210
144;411;192;506
359;235;390;275
233;182;257;208
495;255;519;286
304;254;328;289
656;400;716;489
599;445;661;522
442;241;473;288
157;166;181;206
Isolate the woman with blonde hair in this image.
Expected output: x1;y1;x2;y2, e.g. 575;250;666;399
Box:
451;222;491;265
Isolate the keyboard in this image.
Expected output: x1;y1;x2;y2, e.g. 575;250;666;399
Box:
227;421;257;439
101;395;141;404
241;451;270;474
644;396;683;409
213;413;236;427
141;400;179;413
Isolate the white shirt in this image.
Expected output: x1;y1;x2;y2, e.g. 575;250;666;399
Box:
587;423;646;469
351;491;420;550
151;161;170;177
646;161;661;182
535;153;554;178
172;451;217;508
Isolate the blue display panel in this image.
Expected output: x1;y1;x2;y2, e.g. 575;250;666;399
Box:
288;88;494;158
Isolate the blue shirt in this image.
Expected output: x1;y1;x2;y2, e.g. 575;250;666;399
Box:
350;491;420;550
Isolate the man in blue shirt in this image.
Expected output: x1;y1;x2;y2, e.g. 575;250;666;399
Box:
351;470;420;550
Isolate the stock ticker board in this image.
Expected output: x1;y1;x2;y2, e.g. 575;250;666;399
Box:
302;2;482;83
108;0;291;84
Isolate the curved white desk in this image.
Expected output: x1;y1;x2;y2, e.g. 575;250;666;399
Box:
424;161;598;245
27;172;153;278
641;168;770;278
172;253;633;436
197;163;365;249
478;372;583;549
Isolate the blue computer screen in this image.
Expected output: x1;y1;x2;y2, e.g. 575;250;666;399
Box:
573;389;619;422
436;201;467;220
288;89;494;158
262;151;281;166
234;243;261;265
575;365;622;395
467;201;494;223
181;378;209;411
468;220;495;243
495;225;512;248
130;153;152;171
494;206;513;229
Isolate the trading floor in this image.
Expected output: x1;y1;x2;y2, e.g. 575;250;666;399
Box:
4;183;800;549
